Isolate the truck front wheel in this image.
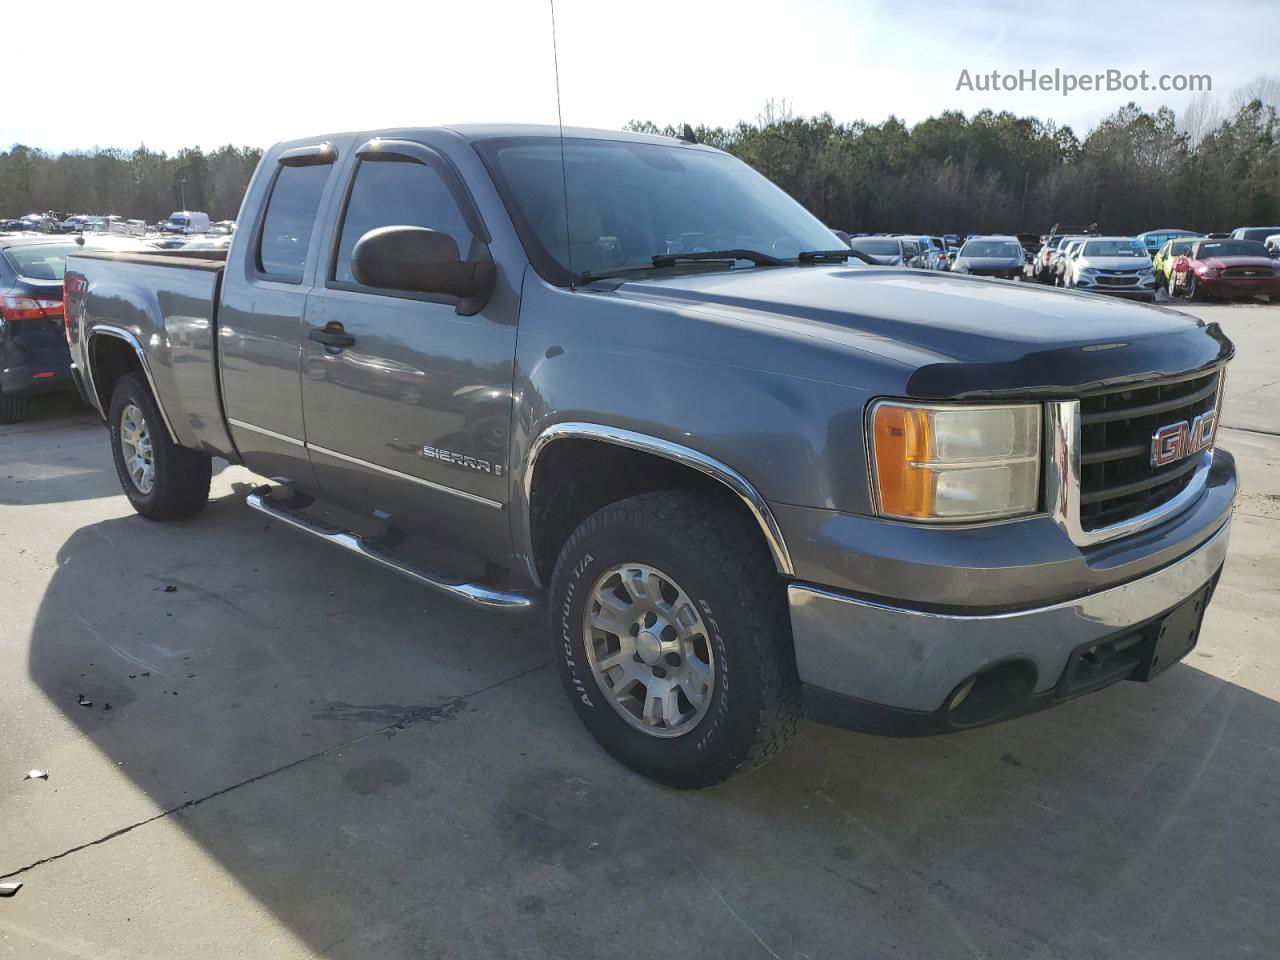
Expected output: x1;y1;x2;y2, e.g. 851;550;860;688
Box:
108;373;211;520
548;491;803;788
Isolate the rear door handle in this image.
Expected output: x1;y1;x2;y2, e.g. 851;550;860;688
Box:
309;322;355;349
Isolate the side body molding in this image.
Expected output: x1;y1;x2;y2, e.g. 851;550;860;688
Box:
84;325;179;442
522;422;795;580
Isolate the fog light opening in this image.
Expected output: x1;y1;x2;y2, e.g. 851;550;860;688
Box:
945;660;1037;727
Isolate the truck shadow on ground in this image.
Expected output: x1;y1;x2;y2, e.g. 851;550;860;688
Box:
1;396;227;505
17;493;1280;960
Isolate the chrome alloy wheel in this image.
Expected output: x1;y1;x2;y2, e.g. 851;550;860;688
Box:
120;403;155;494
583;563;716;738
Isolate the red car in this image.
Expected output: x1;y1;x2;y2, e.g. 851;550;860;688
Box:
1169;238;1280;301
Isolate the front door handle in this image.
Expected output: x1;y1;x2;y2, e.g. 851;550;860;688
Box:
309;322;355;350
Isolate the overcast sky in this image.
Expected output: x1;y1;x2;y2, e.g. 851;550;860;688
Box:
4;0;1275;153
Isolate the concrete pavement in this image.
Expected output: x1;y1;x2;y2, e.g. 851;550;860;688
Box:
1;302;1277;959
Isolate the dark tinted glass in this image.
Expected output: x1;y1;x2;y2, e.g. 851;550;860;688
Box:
476;137;838;278
257;163;331;282
333;159;471;285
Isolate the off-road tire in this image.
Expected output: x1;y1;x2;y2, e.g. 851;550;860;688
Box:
108;372;211;520
549;491;803;788
0;387;31;424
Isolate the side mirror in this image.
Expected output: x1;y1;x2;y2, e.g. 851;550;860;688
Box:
350;225;496;315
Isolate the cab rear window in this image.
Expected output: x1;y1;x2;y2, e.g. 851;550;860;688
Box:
257;164;332;282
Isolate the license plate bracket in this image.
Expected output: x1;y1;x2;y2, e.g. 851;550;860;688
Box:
1129;584;1209;682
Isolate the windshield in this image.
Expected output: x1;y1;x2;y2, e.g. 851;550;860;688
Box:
1199;240;1270;258
850;239;901;256
960;241;1021;258
1082;240;1146;257
1169;239;1196;256
474;137;840;282
1237;228;1280;242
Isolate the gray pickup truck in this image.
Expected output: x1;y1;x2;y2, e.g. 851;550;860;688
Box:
65;126;1235;787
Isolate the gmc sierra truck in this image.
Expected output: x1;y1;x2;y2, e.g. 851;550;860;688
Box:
64;126;1235;788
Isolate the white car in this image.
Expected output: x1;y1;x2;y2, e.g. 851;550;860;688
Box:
1265;233;1280;258
1063;236;1158;302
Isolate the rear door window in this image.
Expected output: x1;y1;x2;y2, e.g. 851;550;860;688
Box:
257;163;332;282
331;158;472;287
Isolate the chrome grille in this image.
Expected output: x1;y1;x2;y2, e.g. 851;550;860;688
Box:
1076;371;1220;531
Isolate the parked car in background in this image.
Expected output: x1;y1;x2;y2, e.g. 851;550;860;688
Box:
19;213;56;233
209;220;237;235
1136;228;1197;256
896;236;929;268
1265;234;1280;258
847;236;909;265
0;234;154;422
1064;237;1157;301
1053;238;1087;286
1229;226;1280;244
1015;233;1040;266
163;210;212;234
1153;236;1201;288
950;236;1024;279
924;236;948;269
1033;234;1072;282
1169;238;1280;301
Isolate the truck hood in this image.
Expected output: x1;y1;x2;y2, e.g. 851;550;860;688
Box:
611;265;1231;397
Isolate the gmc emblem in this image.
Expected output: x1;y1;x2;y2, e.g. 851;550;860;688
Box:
1151;409;1216;467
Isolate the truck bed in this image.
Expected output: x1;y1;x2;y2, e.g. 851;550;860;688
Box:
65;249;235;459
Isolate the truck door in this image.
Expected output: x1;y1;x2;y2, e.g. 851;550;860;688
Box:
220;144;338;490
299;138;518;563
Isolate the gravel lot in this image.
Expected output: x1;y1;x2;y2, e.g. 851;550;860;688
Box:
1;300;1277;960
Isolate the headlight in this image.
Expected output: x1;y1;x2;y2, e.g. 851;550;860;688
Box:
1081;267;1099;275
870;402;1041;522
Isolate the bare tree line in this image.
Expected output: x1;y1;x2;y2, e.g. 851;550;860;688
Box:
0;144;262;221
629;78;1280;235
2;75;1277;234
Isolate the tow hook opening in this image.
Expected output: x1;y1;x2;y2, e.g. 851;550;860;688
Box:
945;660;1037;727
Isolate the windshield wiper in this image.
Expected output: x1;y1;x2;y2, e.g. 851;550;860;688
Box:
797;249;877;264
651;249;787;268
579;248;788;284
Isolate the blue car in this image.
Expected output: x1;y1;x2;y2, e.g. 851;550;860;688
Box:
0;234;153;422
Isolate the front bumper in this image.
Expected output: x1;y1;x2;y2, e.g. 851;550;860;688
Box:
792;516;1230;735
1198;276;1280;296
1076;276;1157;297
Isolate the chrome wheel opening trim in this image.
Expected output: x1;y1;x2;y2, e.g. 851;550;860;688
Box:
84;326;179;443
120;403;156;494
583;562;715;737
523;423;794;578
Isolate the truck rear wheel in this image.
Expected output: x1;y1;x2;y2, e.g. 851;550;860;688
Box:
108;373;211;520
548;491;803;788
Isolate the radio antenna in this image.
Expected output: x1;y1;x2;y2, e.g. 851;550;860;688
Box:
549;0;574;285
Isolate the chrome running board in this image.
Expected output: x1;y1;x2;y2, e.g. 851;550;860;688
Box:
245;486;537;612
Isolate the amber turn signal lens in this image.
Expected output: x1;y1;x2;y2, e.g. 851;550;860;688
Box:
872;404;937;518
